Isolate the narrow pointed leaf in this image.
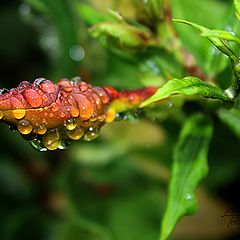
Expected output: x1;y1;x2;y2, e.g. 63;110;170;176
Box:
201;30;240;45
141;76;231;107
173;19;238;63
160;113;213;240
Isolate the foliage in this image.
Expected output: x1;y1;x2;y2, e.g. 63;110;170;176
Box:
0;0;240;240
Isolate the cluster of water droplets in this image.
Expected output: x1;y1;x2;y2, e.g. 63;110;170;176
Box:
0;78;111;151
28;119;102;151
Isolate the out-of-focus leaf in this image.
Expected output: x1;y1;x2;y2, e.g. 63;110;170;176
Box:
90;22;159;51
160;113;213;240
54;217;112;240
75;2;112;25
234;0;240;20
218;108;240;138
141;76;231;107
24;0;79;79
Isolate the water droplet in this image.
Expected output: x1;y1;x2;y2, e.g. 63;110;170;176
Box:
58;79;73;92
69;45;85;62
51;103;59;112
93;87;110;104
23;89;43;107
0;110;4;119
67;126;84;140
185;193;193;201
59;112;65;118
18;120;33;135
58;140;71;150
49;113;54;118
35;125;47;135
79;81;88;91
12;109;26;119
42;129;61;150
39;80;56;94
10;97;24;109
72;93;94;120
71;76;81;83
69;108;79;118
167;101;173;108
0;88;9;95
64;118;77;130
30;139;47;152
84;127;99;141
18;81;31;90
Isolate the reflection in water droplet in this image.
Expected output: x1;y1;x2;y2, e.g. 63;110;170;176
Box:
0;110;4;120
43;129;61;150
12;109;26;119
30;139;47;152
64;118;77;130
84;127;99;141
35;125;47;135
67;126;84;140
18;120;33;135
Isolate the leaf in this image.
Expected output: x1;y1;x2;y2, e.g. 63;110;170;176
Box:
234;0;240;20
173;19;239;65
201;30;240;45
141;76;231;107
160;113;213;240
218;108;240;138
75;2;112;25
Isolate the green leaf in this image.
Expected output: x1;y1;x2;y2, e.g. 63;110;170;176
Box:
173;19;239;65
234;0;240;20
218;108;240;138
160;113;213;240
141;76;231;107
75;2;112;25
201;29;240;45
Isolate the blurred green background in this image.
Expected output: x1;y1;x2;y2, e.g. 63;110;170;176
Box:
0;0;240;239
